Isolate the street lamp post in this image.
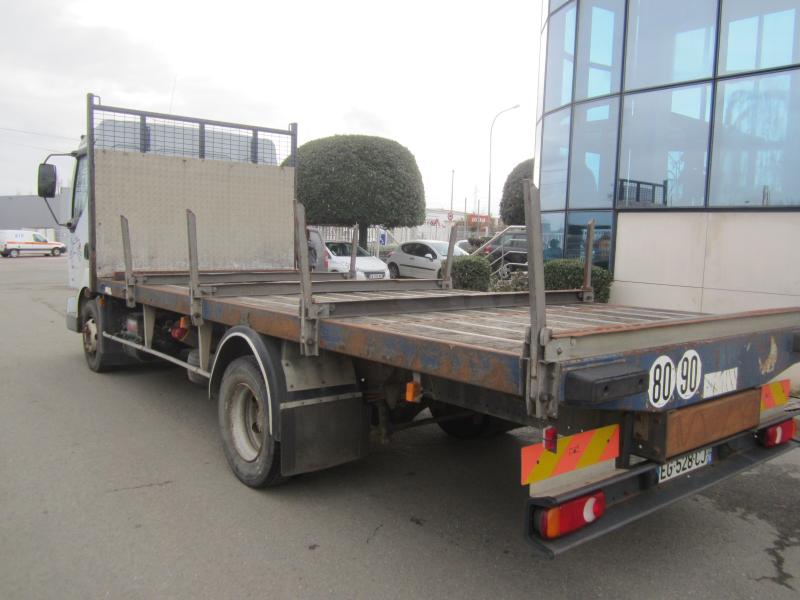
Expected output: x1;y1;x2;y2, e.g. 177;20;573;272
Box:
488;104;520;222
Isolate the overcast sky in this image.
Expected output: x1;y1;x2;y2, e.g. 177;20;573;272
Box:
0;0;541;215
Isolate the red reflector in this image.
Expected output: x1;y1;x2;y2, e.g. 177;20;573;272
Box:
758;419;797;448
536;491;605;540
170;326;189;341
543;426;557;453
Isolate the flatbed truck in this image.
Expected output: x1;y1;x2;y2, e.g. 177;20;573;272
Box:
36;94;800;556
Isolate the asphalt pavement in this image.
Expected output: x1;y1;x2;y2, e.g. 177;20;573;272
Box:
1;257;798;599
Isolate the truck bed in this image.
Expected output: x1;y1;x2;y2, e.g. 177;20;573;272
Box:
99;273;800;405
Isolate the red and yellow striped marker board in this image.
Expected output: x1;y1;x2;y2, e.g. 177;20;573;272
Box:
521;424;620;485
761;380;790;411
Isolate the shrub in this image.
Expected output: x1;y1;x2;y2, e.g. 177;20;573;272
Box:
545;259;613;302
292;135;426;247
448;255;491;291
499;158;534;226
489;259;613;302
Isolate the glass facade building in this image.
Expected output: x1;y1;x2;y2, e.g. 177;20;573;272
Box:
535;0;800;270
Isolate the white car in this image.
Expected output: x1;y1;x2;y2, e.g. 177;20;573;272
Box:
324;241;390;280
386;239;468;279
1;229;67;258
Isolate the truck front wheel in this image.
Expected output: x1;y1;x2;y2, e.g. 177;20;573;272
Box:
80;299;115;372
218;356;284;487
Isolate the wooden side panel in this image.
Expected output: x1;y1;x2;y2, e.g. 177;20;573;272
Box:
665;389;760;458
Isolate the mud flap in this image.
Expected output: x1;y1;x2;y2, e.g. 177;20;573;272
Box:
279;342;368;476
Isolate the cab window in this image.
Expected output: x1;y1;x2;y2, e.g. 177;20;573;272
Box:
72;156;89;221
33;233;46;242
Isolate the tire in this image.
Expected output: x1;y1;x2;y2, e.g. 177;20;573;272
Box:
51;247;62;257
431;401;517;440
80;299;115;372
9;249;19;258
388;263;400;279
218;356;284;487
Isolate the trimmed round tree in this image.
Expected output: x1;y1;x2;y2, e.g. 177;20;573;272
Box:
499;158;534;226
293;135;426;247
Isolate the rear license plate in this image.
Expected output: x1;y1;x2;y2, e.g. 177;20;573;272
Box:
368;273;384;279
657;447;713;484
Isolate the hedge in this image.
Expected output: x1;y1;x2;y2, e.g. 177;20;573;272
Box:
448;255;491;291
490;259;613;302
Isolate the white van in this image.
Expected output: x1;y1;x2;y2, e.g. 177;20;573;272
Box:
0;229;67;258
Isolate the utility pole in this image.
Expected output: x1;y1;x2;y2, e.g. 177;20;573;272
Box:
450;169;454;212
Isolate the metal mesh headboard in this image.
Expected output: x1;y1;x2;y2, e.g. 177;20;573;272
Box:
89;99;295;166
86;94;298;277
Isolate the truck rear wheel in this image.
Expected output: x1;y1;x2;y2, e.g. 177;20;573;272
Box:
431;401;517;439
9;249;19;258
80;299;115;372
218;356;284;487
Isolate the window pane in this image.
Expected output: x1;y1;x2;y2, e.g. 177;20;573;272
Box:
537;22;548;119
533;120;543;188
569;97;619;209
625;0;717;90
575;0;624;100
540;107;571;210
541;212;565;261
550;0;570;14
618;84;711;208
72;156;89;220
719;0;800;76
565;211;613;269
544;1;576;111
709;69;800;207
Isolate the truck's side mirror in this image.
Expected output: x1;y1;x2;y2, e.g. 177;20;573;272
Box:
38;164;58;198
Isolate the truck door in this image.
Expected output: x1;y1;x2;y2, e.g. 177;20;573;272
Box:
68;155;91;292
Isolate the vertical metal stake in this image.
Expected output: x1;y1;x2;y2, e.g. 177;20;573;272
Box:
442;221;459;289
295;203;321;356
348;226;358;279
523;179;549;419
186;209;203;326
582;219;596;302
120;215;136;308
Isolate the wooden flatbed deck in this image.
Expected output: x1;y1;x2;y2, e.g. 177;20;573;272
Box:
99;274;725;397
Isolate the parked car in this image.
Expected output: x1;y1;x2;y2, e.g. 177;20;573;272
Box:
0;229;67;257
386;239;468;279
455;239;474;253
324;241;390;280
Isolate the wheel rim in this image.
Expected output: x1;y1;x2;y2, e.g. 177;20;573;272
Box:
10;250;18;257
229;382;264;462
53;248;61;256
82;318;98;356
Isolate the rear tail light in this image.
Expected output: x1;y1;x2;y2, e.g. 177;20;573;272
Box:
535;491;606;540
388;251;394;258
483;245;492;253
758;419;797;448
